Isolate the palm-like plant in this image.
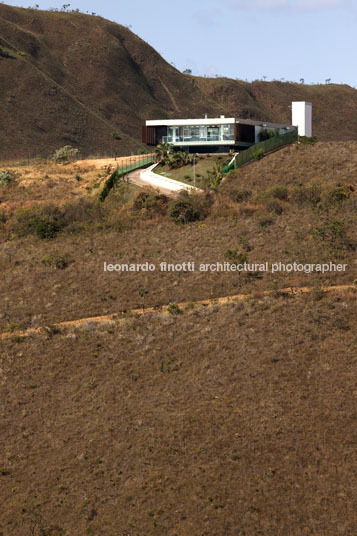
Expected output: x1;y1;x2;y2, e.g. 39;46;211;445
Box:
155;142;171;162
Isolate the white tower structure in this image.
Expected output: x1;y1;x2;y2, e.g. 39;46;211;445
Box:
292;101;312;137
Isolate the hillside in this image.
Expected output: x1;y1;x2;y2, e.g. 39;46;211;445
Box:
195;77;357;143
1;138;357;534
1;4;357;159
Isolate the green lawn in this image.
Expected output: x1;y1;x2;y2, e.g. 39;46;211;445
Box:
154;154;232;188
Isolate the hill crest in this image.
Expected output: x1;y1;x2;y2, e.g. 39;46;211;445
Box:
0;4;357;159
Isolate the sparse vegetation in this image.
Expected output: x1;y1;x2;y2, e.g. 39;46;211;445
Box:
168;191;211;225
167;302;182;315
0;170;16;186
0;133;356;536
41;253;69;269
52;145;79;163
132;190;168;216
0;46;11;58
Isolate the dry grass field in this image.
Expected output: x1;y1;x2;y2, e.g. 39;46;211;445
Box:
0;140;356;535
1;289;356;536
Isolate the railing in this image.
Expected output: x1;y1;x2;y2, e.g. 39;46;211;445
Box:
162;135;235;144
221;130;298;174
99;154;155;201
234;130;298;168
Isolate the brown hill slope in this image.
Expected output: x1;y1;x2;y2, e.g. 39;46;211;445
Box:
0;4;357;159
195;77;357;142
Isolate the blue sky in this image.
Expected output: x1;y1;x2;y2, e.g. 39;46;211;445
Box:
4;0;357;87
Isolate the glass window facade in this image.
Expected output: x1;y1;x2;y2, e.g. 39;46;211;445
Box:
164;124;234;143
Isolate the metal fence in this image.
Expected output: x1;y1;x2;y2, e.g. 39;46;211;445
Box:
222;130;298;174
235;130;298;169
0;150;154;168
99;154;155;202
112;154;154;174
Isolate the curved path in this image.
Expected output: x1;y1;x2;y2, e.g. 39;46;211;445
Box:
128;164;202;196
1;284;355;341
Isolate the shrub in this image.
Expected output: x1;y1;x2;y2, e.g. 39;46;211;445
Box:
14;205;65;239
258;216;274;228
259;128;279;142
0;466;11;475
322;186;349;206
100;168;123;201
291;184;321;206
267;199;284;215
229;188;252;203
0;170;16;186
168;192;211;225
312;220;345;242
41;254;69;269
266;185;288;201
226;249;248;265
205;164;223;191
167;303;182;315
132;191;168;216
298;136;317;144
252;148;264;161
165;151;193;169
0;46;11;58
52;145;79;163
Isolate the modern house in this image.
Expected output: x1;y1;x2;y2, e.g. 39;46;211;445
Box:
142;102;311;153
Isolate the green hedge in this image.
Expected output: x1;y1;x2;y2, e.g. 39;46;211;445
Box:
99;155;154;202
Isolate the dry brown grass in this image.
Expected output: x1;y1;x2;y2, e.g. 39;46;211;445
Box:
0;141;356;535
1;290;356;535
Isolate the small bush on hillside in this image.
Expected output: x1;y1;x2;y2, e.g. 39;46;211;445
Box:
322;185;349;206
168;191;211;225
0;46;11;58
291;184;321;206
61;199;103;231
258;216;274;228
0;170;16;186
52;145;79;163
312;220;345;242
266;185;288;201
167;303;182;315
229;188;252;203
267;199;284;215
41;253;69;269
14;205;66;239
298;136;317;145
132;191;169;216
226;249;248;266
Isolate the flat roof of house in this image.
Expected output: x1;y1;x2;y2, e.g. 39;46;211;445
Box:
146;117;293;129
146;118;235;126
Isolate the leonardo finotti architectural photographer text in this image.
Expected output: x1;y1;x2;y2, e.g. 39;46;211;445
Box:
103;261;347;274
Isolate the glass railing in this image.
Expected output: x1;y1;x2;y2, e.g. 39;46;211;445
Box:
162;135;234;143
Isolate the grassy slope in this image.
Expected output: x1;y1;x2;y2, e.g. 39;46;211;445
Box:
1;288;356;535
1;4;357;159
0;141;356;332
195;77;357;142
155;155;231;188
